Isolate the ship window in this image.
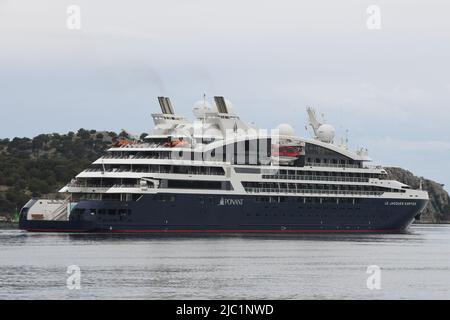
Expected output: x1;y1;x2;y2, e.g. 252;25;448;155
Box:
167;180;229;190
256;196;270;202
154;194;176;202
235;167;261;174
108;209;116;215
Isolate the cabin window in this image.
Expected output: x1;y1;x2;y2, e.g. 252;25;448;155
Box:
154;194;176;202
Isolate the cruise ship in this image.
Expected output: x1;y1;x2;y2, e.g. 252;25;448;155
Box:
19;96;428;233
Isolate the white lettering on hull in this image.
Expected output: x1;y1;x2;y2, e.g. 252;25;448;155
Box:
219;198;244;206
384;201;417;206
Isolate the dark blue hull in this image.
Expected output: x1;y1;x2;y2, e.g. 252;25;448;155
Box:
19;220;95;232
19;194;427;233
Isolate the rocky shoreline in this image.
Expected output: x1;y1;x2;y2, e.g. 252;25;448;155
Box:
385;167;450;223
0;222;18;229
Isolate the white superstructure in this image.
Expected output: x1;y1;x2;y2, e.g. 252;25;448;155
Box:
58;96;427;204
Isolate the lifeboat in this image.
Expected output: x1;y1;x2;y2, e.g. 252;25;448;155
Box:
272;145;301;157
271;143;305;166
113;139;134;147
163;139;189;148
170;140;189;147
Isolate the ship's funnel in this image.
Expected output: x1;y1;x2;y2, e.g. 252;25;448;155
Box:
214;96;228;114
158;97;175;114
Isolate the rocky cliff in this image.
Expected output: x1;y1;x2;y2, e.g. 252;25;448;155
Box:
385;167;450;223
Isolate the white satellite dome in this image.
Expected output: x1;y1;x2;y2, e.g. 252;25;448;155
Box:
317;124;335;143
193;99;211;118
203;126;223;138
276;123;295;137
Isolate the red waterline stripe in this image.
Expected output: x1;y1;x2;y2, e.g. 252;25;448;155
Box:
25;228;400;233
108;229;398;233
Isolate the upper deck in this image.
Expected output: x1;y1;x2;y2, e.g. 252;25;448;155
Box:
61;96;421;199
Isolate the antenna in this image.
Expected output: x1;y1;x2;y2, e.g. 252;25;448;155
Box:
306;106;322;138
345;129;349;149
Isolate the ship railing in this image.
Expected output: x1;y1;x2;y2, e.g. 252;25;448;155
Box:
112;184;143;189
304;162;362;169
67;183;106;188
116;143;192;149
262;175;370;183
244;188;383;196
67;183;142;189
100;154;172;160
363;164;384;169
82;168;225;175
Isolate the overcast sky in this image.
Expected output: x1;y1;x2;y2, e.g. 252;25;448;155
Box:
0;0;449;190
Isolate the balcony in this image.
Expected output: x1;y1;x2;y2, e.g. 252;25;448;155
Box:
244;187;383;197
304;162;362;169
66;182;142;192
262;174;370;183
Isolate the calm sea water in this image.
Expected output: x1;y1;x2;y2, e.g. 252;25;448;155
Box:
0;225;449;300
